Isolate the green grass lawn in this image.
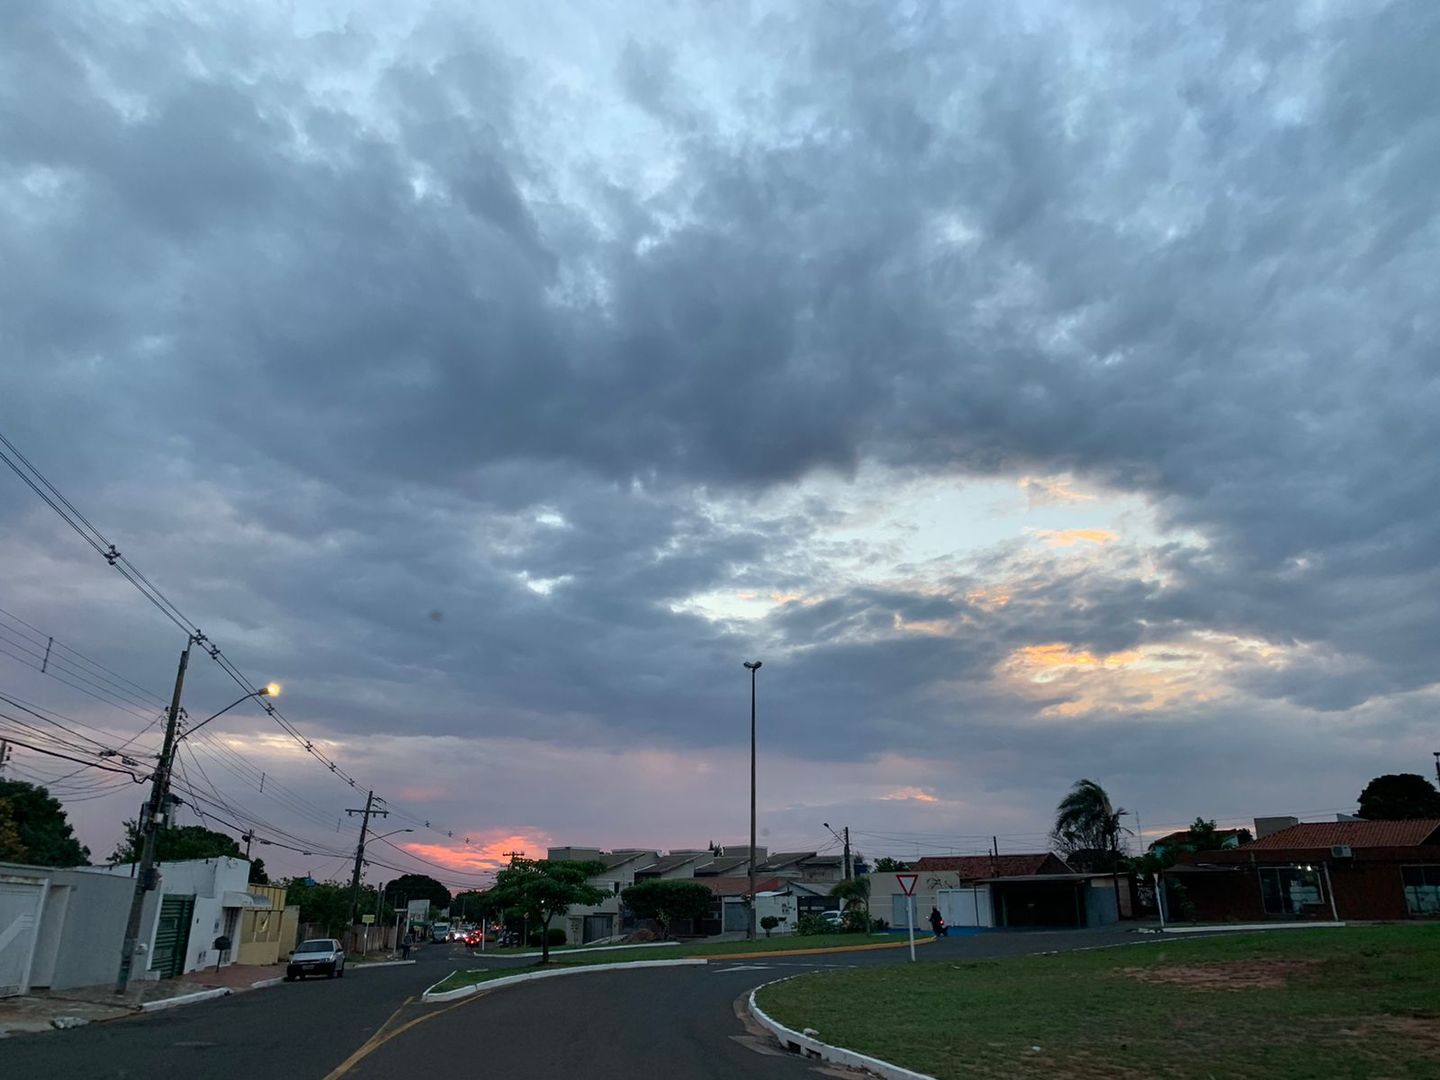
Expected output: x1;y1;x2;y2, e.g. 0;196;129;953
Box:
755;926;1440;1080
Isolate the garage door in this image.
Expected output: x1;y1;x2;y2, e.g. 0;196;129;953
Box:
0;878;48;998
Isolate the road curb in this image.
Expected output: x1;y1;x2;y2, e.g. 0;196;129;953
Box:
747;978;936;1080
703;937;934;962
421;958;707;1002
250;976;285;989
140;987;231;1012
351;959;419;969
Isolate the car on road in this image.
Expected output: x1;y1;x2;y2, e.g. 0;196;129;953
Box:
285;938;346;981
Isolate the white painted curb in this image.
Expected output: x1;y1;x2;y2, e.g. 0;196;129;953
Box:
748;979;936;1080
140;987;231;1012
1159;921;1346;935
421;958;706;1002
351;959;418;969
470;941;681;960
250;976;285;989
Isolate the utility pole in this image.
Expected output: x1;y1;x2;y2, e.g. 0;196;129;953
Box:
115;640;191;993
1433;752;1439;787
744;660;762;941
346;791;388;930
843;826;852;881
0;739;10;775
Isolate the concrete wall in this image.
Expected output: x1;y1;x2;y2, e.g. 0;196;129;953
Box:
0;862;151;991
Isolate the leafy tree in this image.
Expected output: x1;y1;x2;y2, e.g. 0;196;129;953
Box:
1357;774;1440;820
871;857;910;873
489;858;606;963
621;879;713;938
284;878;352;936
382;874;452;914
1052;779;1129;869
1183;817;1252;851
110;820;241;864
830;875;872;931
248;858;270;885
760;915;780;938
0;780;89;866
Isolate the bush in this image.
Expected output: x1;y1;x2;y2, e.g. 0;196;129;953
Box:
760;915;781;938
796;913;834;936
527;928;568;947
622;928;658;943
842;909;870;933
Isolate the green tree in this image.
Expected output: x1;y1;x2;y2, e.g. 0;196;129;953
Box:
382;874;452;914
1052;778;1129;871
620;879;714;938
760;915;780;938
110;821;241;864
871;857;910;872
248;858;270;885
829;875;872;932
489;858;606;963
0;780;89;866
284;878;352;936
0;797;26;861
1357;774;1440;820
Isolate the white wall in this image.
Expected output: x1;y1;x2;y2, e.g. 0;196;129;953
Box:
84;857;253;975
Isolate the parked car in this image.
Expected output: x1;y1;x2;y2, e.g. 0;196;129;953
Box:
820;910;845;928
285;938;346;981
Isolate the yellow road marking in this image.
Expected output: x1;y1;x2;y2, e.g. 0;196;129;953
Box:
321;991;488;1080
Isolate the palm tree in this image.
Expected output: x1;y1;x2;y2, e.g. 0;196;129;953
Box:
829;875;872;931
1052;778;1127;862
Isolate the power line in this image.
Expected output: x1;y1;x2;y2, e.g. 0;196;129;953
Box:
0;428;477;848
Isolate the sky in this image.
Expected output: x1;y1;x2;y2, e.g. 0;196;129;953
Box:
2;0;1438;892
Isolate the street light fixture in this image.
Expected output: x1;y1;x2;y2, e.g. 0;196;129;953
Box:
181;683;281;741
744;659;762;941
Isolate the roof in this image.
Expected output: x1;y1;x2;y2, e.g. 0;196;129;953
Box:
638;852;708;874
695;855;750;876
978;873;1109;884
600;851;653;870
758;851;816;870
1149;828;1249;851
912;854;1069;878
1245;819;1440;850
700;876;787;897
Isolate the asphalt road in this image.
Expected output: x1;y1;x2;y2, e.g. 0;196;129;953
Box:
4;928;1143;1079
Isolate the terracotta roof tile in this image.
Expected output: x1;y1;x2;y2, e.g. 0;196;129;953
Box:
1247;819;1440;849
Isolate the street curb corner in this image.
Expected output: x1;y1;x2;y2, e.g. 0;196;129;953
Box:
747;979;937;1080
421;958;707;1003
140;987;232;1012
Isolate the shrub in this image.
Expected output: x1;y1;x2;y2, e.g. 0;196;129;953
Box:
796;913;834;936
760;915;781;938
527;928;568;947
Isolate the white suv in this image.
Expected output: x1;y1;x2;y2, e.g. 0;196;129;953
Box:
286;938;346;980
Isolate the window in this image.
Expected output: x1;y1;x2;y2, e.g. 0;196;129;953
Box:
1259;866;1323;915
1402;866;1440;915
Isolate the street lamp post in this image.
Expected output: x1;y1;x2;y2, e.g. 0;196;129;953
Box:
744;660;762;941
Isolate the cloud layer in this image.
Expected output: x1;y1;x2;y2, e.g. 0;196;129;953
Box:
3;1;1437;880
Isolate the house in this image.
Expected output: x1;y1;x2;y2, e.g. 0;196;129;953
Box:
1149;828;1249;853
632;851;711;881
867;852;1116;930
81;856;275;978
1168;818;1440;922
0;861;140;995
548;847;659;945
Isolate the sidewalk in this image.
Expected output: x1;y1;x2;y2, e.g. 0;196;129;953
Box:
0;962;288;1039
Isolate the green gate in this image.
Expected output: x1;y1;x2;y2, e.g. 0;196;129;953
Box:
153;895;195;979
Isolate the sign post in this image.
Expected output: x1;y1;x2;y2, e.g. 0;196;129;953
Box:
897;873;919;962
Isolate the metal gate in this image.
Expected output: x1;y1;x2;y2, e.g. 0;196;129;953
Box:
582;915;613;943
153;894;194;979
0;877;48;997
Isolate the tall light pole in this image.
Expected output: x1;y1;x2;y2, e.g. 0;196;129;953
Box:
744;660;762;940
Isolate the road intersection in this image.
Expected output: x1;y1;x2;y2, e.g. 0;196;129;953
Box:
5;927;1143;1079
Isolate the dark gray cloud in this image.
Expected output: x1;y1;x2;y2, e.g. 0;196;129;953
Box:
2;0;1437;870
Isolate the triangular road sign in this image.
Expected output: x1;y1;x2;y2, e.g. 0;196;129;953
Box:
896;872;918;896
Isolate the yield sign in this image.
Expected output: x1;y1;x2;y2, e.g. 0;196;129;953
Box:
896;873;918;896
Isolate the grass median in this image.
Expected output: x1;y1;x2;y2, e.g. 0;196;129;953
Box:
469;933;908;962
754;925;1440;1079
